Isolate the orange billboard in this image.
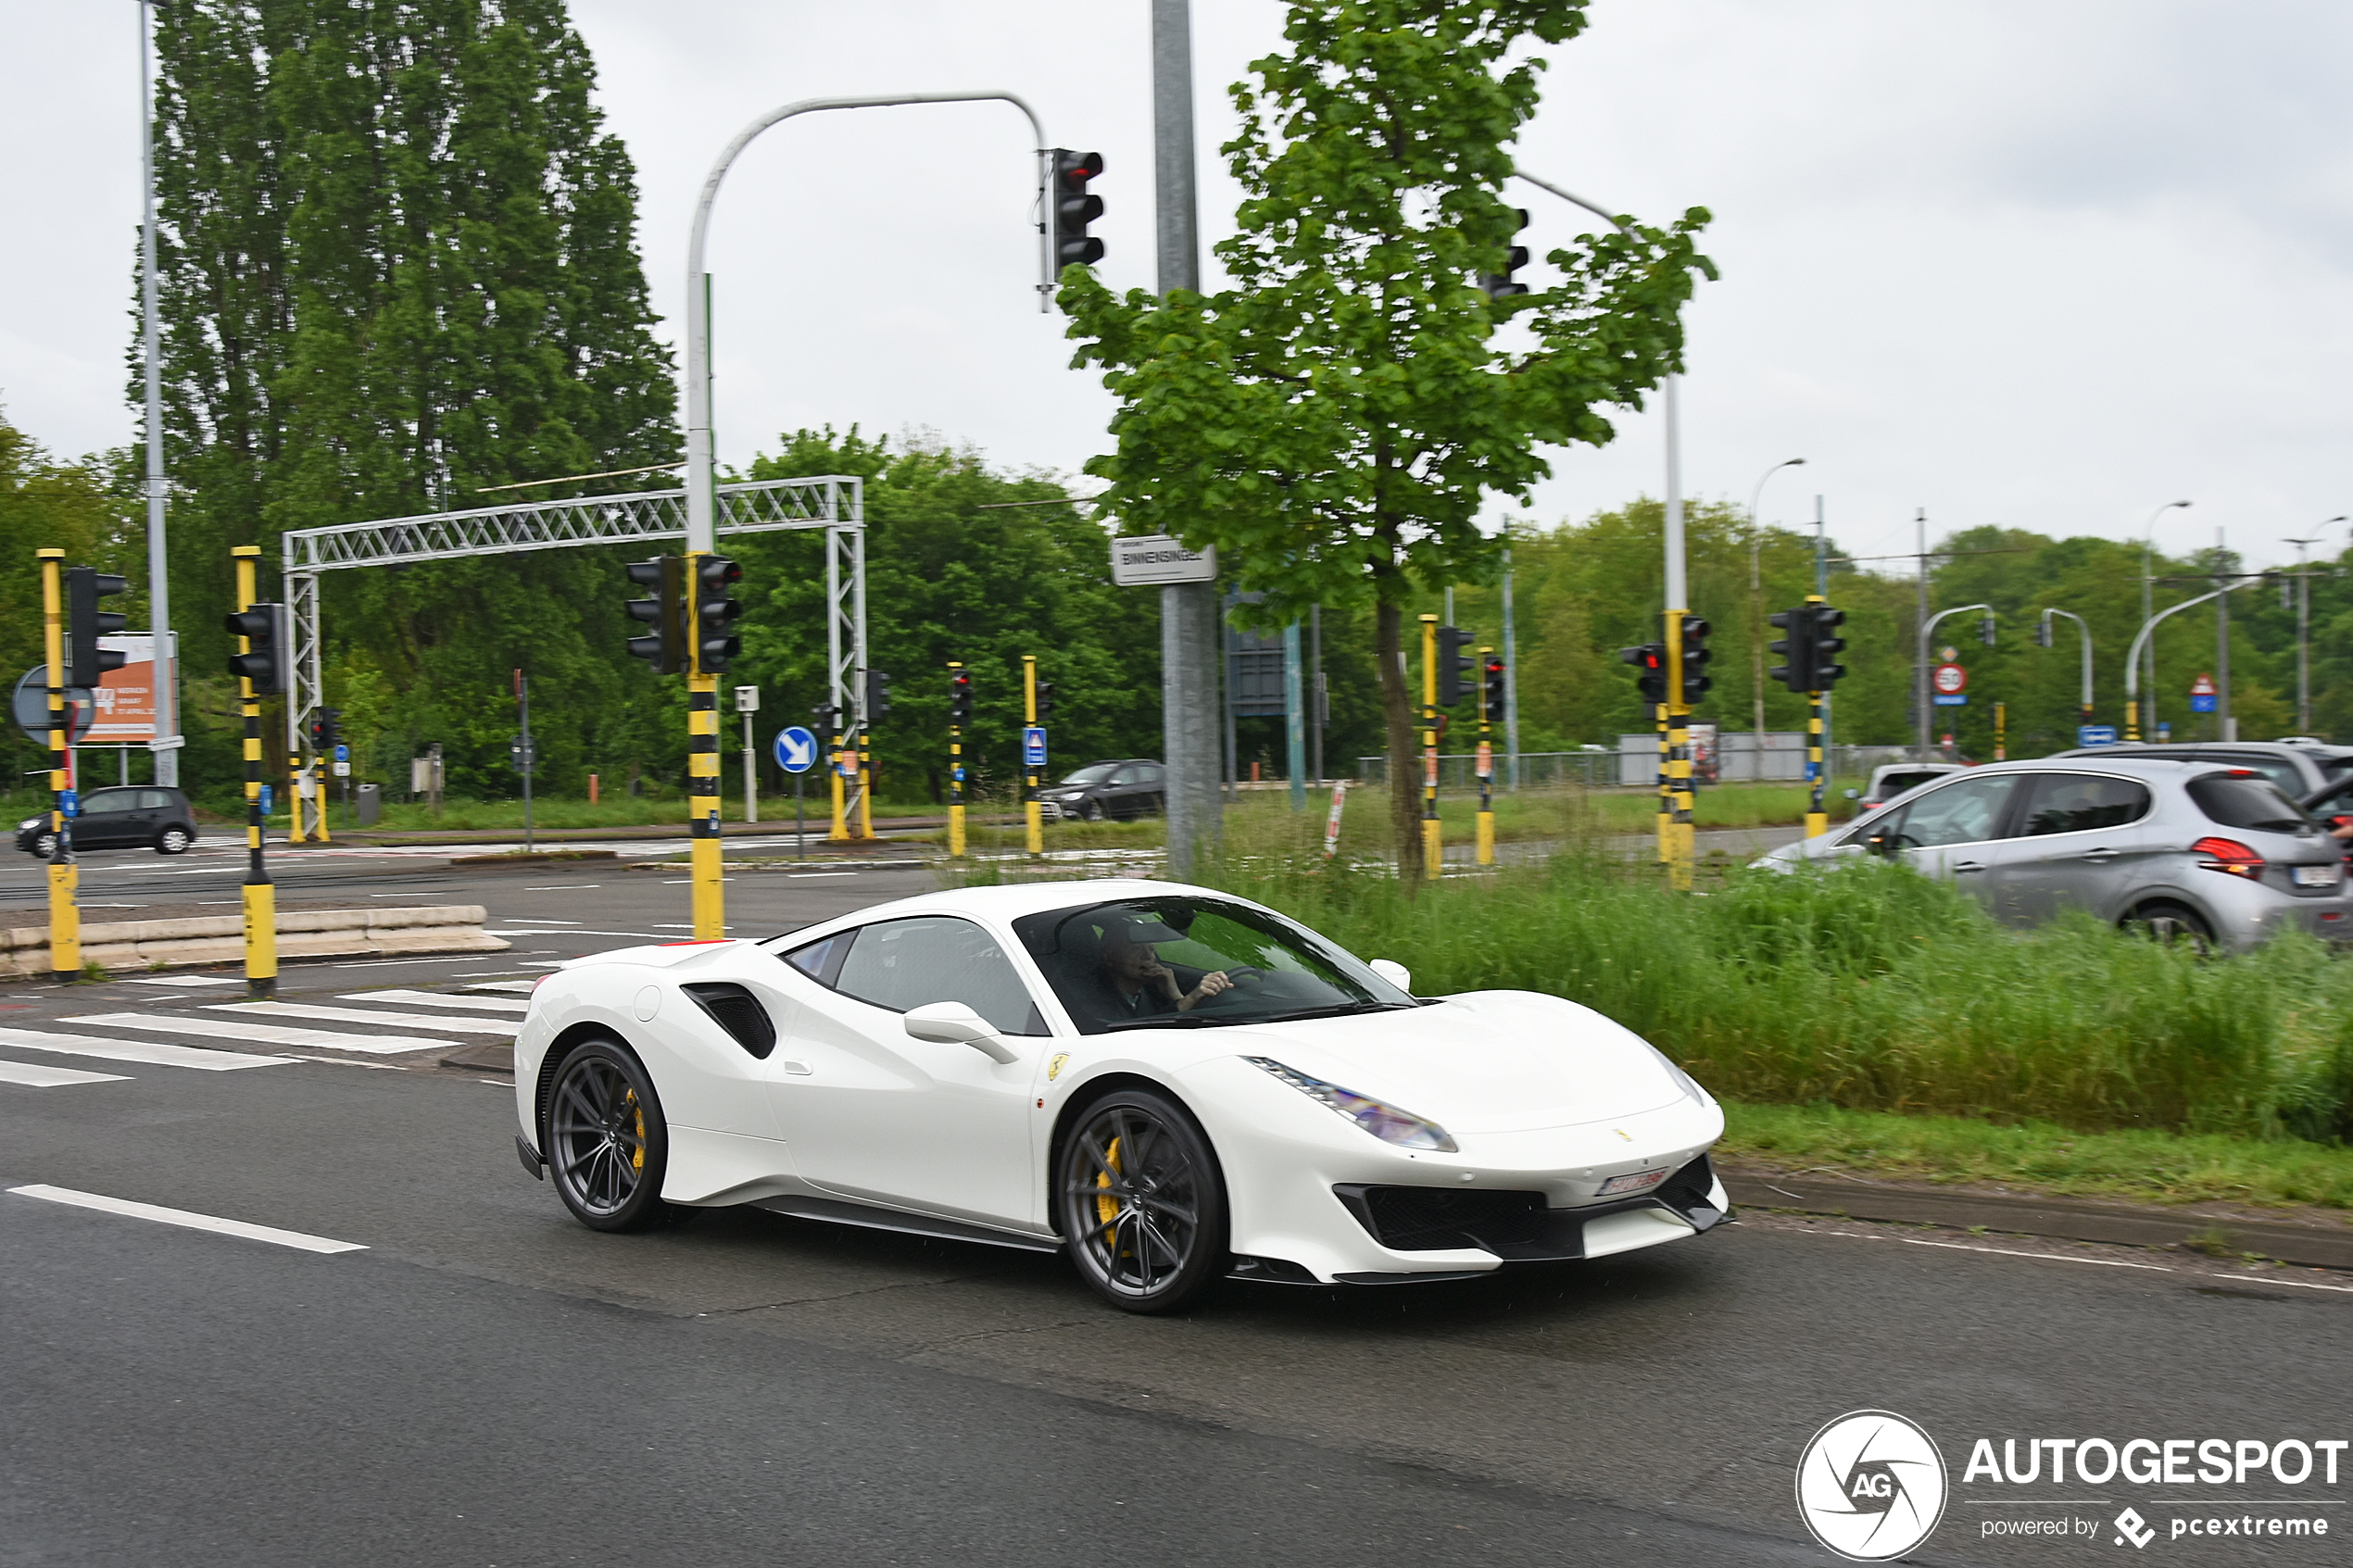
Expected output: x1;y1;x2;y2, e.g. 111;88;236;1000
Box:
84;634;166;745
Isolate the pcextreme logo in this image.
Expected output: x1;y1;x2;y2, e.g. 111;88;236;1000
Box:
1795;1409;1949;1562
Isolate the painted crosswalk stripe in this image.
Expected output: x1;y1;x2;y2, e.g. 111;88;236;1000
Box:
9;1184;366;1254
464;980;542;995
62;1012;456;1056
123;975;245;987
338;989;531;1015
0;1059;131;1088
0;1027;296;1072
202;1001;518;1036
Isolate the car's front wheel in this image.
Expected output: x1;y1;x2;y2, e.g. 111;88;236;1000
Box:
155;826;193;855
1081;799;1106;823
544;1038;674;1232
1056;1086;1227;1313
27;831;57;859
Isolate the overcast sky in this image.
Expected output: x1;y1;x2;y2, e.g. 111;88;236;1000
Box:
4;2;2349;572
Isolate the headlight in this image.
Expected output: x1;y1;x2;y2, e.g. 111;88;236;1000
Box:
19;818;41;831
1244;1056;1457;1152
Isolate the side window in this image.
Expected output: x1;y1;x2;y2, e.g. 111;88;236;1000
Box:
138;791;175;810
1109;765;1142;784
81;792;132;815
781;932;849;985
830;915;1048;1036
1897;776;2020;848
2210;756;2305;797
2016;773;2150;836
1138;765;1165;784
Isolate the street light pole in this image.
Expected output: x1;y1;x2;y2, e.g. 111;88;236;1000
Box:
138;1;178;788
1918;603;1994;759
2135;500;2190;743
2281;518;2343;734
2038;608;2094;723
1746;457;1805;780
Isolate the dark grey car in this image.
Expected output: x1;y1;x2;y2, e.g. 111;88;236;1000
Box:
1037;759;1167;822
16;785;200;859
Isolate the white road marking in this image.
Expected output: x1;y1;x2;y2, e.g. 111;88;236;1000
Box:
62;1012;455;1055
9;1184;366;1254
202;1001;517;1035
460;980;539;991
788;872;857;879
337;989;530;1015
0;1027;296;1071
2214;1273;2353;1295
0;1060;131;1087
505;917;584;924
329;955;502;969
483;928;670;940
523;884;599;890
122;975;245;987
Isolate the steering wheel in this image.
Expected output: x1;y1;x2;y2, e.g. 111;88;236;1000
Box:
1220;965;1267;985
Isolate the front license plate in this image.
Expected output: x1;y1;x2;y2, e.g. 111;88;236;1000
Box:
2293;864;2341;888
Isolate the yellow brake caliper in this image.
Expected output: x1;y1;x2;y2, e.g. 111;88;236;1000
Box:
1095;1136;1123;1239
624;1089;646;1174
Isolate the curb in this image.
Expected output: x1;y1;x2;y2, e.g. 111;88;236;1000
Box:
0;905;509;978
1719;1167;2353;1272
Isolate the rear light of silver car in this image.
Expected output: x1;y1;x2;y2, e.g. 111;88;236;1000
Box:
2191;836;2264;879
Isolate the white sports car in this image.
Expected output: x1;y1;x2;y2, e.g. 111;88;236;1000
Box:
511;879;1730;1313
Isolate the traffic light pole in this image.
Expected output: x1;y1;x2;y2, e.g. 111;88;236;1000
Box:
947;661;967;859
232;546;275;997
1475;646;1495;867
1419;614;1441;881
38;551;78;979
1804;597;1828;838
684;552;725;940
1023;656;1043;858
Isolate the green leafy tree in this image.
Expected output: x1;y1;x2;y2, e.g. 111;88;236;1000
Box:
1061;0;1711;878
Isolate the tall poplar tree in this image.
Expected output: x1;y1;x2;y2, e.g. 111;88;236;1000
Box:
144;1;678;795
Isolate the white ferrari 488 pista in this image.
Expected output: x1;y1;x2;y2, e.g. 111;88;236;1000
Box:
512;880;1729;1312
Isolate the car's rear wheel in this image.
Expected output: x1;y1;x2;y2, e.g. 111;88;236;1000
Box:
2124;900;2213;955
1056;1086;1227;1314
155;826;193;855
28;831;57;860
545;1038;673;1232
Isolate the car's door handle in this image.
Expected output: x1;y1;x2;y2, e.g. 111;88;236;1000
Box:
1952;861;1986;873
2078;848;2119;861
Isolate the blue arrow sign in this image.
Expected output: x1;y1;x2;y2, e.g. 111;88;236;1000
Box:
1023;725;1048;768
773;725;817;774
2076;725;2119;746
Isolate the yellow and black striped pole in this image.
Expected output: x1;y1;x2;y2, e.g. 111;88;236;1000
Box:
947;661;967;859
232;545;276;996
1663;608;1696;892
1023;656;1043;858
38;550;79;979
1419;614;1441;881
684;551;724;939
1475;645;1496;867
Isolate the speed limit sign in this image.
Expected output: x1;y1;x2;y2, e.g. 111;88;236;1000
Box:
1931;662;1969;706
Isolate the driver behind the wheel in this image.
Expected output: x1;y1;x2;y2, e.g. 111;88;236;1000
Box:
1092;913;1232;1023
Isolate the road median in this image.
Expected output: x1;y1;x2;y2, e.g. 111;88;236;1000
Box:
0;906;509;977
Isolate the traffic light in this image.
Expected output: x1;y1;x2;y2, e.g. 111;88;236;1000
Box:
67;566;130;685
1679;615;1713;702
1619;643;1667;706
2033;617;2054;649
307;706;342;755
1051;149;1104;270
864;669;891;720
949;670;974;726
1809;607;1848;689
1481;654;1506;719
692;554;743;674
1035;680;1056;721
1479;207;1531;300
1979;613;1996;647
812;698;842;737
223;601;288;696
623;556;684;673
1436;624;1476;706
1768;606;1813;693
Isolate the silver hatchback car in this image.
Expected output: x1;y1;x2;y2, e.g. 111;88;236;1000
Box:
1755;757;2353;951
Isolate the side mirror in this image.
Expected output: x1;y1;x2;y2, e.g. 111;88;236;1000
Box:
903;1000;1021;1064
1843;787;1860;801
1368;958;1412;994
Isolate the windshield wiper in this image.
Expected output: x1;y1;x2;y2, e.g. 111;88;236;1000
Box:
1095;1014;1236;1032
1244;1001;1415;1024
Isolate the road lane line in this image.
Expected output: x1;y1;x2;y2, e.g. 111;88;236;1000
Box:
8;1185;366;1253
202;1001;517;1035
0;1060;131;1087
62;1012;456;1055
0;1027;297;1071
122;975;245;987
461;980;540;993
337;989;530;1015
2214;1273;2353;1295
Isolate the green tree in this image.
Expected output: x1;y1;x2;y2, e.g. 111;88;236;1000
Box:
1061;0;1710;879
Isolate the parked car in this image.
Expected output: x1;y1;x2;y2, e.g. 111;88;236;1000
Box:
1757;757;2351;952
1850;761;1967;812
1037;759;1166;822
16;786;199;859
2049;740;2353;801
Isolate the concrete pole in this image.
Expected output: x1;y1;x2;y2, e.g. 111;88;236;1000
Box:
1501;544;1520;789
140;2;177;787
1153;0;1221;876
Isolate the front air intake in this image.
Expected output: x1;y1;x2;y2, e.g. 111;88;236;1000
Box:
682;982;777;1060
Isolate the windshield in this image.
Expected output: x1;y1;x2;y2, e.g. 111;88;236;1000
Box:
1058;763;1118;785
1012;896;1416;1034
2188;774;2317;835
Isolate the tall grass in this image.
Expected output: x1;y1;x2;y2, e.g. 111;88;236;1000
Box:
1189;848;2353;1142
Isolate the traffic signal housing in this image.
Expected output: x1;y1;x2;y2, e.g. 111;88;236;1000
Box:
624;556;684;674
1809;606;1848;689
692;555;743;675
1034;680;1056;721
1480;207;1531;300
1481;653;1506;720
307;706;343;755
223;601;288;696
1768;606;1813;693
1435;625;1476;707
67;567;130;686
1619;642;1667;706
1051;150;1104;270
1678;616;1713;702
949;670;973;726
812;698;842;737
1979;612;1997;647
864;669;891;721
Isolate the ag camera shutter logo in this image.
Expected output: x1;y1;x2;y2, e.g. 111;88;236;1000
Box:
1795;1410;1948;1561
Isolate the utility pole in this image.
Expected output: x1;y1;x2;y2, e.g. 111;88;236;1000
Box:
1660;379;1695;889
1501;545;1520;790
2282;523;2341;734
1023;655;1043;857
1813;495;1831;784
1307;606;1325;787
1153;0;1221;877
1914;508;1931;761
229;546;274;997
515;670;534;853
139;2;178;790
1747;458;1805;782
38;551;79;980
1419;615;1441;879
2137;501;2189;744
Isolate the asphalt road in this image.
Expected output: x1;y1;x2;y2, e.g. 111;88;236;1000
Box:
0;837;2346;1565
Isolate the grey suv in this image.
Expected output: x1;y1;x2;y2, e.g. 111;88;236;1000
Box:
2048;740;2353;800
1755;757;2351;951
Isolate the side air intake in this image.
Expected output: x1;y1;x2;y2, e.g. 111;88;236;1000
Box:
681;982;777;1060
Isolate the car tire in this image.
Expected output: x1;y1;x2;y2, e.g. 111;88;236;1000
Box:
29;831;57;860
543;1037;677;1233
2123;900;2213;955
1081;799;1106;823
1056;1085;1228;1314
155;826;193;855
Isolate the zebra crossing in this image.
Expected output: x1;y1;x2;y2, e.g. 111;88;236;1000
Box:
0;979;533;1087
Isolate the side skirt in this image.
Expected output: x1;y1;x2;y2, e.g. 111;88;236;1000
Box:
753;1194;1063;1255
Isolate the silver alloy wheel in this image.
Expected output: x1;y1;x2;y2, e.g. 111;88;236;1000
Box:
157;826;192;854
1057;1091;1225;1312
547;1044;662;1228
31;831;57;859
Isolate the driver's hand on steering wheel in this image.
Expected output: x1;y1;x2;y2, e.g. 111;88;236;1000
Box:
1176;971;1233;1011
